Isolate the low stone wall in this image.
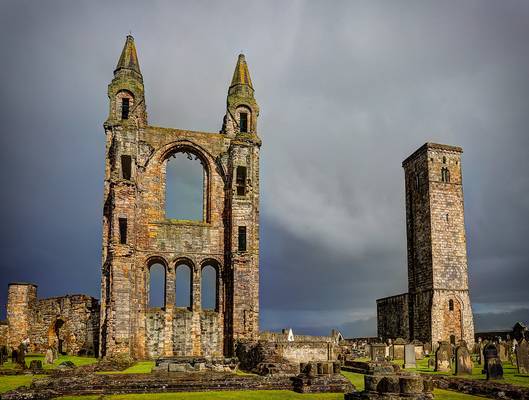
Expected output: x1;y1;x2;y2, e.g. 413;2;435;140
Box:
428;374;529;400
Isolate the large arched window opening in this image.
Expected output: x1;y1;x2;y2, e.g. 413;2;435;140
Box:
149;263;166;308
175;263;192;309
201;264;217;310
165;151;207;221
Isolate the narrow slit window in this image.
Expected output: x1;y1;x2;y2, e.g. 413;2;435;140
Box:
449;299;454;311
121;155;132;180
239;112;248;133
236;166;247;196
118;218;127;244
121;98;130;120
238;226;247;252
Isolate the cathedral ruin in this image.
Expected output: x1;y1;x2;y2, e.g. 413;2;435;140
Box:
0;36;475;360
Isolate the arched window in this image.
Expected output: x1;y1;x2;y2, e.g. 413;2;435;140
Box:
116;90;134;120
201;265;217;310
165;151;206;221
441;167;450;183
237;106;251;133
175;264;192;308
442;156;447;164
149;263;166;308
449;299;454;311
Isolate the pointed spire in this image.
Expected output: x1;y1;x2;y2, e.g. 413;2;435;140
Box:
230;54;253;89
114;35;141;76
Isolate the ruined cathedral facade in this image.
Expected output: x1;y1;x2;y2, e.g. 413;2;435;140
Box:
377;143;475;347
99;36;260;359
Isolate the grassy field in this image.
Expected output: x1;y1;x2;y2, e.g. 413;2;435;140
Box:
97;361;155;374
0;375;45;394
393;356;529;387
0;353;98;371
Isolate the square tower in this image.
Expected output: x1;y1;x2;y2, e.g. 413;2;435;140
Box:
402;143;474;347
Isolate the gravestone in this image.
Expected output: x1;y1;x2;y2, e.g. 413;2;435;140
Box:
392;338;406;360
483;343;503;380
498;342;509;362
11;349;18;364
16;343;25;368
472;340;482;365
29;360;43;372
435;341;451;372
411;340;424;360
428;357;435;369
370;343;386;362
403;344;416;369
423;342;432;356
45;348;55;365
455;344;472;376
0;345;7;365
515;339;529;374
513;322;527;342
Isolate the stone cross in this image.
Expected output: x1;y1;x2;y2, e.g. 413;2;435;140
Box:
403;344;416;369
455;344;472;376
435;341;451;372
515;339;529;374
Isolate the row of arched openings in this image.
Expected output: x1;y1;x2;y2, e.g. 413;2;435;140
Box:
148;262;217;310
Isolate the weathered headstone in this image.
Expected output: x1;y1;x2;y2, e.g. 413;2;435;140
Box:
0;345;7;365
392;338;406;360
498;342;509;362
455;344;472;376
45;348;55;365
11;349;18;364
483;343;503;380
16;343;25;368
370;343;386;362
403;344;416;369
435;341;451;372
515;339;529;374
513;322;527;342
428;356;435;369
29;359;43;372
423;342;432;356
410;340;424;360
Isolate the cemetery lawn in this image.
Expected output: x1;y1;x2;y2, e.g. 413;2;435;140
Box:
393;356;529;387
97;361;155;374
0;354;98;371
0;375;45;393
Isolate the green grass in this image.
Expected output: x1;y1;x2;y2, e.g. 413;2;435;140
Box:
394;356;529;387
0;354;98;371
97;361;155;374
57;392;344;400
0;375;45;393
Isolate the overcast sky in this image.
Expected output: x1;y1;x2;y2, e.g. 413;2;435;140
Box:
0;0;528;336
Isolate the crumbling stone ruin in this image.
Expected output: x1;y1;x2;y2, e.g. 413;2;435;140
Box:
2;283;99;356
377;143;475;348
99;35;261;359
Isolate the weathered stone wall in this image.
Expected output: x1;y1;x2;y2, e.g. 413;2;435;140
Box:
6;283;37;349
99;37;261;359
377;293;409;340
5;283;99;355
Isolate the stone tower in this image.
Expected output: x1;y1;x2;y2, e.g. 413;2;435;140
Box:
402;143;474;347
6;283;37;349
99;36;261;359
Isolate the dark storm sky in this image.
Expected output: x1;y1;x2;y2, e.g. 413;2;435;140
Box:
1;0;528;336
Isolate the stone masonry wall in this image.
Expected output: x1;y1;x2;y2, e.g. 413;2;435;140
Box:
5;283;99;355
99;39;261;359
377;293;409;340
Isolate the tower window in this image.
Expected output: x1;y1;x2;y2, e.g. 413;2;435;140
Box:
238;226;247;252
118;218;127;244
449;299;454;311
446;213;449;222
121;155;132;180
441;167;450;183
121;98;130;120
236;166;247;196
239;112;248;133
443;156;447;164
